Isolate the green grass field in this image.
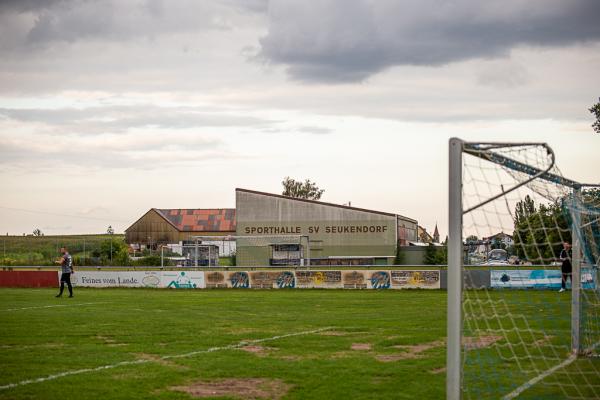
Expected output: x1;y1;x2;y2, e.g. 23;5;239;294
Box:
0;288;598;400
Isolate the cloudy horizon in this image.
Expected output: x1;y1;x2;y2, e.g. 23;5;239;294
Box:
1;0;599;238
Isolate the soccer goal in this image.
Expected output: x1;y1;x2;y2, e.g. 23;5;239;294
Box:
447;138;600;399
188;235;311;267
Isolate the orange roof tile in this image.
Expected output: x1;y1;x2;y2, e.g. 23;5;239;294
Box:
155;208;236;232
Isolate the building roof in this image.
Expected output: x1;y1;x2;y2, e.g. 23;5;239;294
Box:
236;188;416;221
154;208;236;232
486;231;513;240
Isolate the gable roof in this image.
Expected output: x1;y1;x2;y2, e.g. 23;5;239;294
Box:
487;231;513;240
236;188;400;218
127;208;235;233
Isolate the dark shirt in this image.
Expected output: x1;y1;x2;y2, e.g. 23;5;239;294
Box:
560;249;572;273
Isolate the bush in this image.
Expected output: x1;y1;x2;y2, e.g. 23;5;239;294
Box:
133;255;170;267
394;246;405;265
424;244;447;265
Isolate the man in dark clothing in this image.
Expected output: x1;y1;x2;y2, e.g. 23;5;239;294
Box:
559;242;572;293
55;247;74;298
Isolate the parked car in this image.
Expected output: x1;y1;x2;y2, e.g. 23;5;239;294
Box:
479;249;509;266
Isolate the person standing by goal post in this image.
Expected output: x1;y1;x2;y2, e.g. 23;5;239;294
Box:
55;247;74;298
559;241;572;293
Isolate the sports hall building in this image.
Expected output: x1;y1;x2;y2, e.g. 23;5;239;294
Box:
235;189;417;266
125;189;418;266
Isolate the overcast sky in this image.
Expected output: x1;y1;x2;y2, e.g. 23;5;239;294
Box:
0;0;599;237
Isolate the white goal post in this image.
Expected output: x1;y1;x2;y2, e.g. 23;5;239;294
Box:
447;138;600;400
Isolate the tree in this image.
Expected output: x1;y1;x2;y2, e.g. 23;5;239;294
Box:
423;243;447;265
93;238;128;265
465;235;479;254
394;245;405;265
282;177;324;200
590;97;600;134
512;197;570;264
32;228;43;236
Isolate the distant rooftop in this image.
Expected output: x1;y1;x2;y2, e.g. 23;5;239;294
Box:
155;208;236;232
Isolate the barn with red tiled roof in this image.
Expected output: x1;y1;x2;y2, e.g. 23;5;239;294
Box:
125;208;236;247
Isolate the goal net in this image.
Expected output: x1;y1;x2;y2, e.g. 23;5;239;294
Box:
188;235;310;267
447;138;600;399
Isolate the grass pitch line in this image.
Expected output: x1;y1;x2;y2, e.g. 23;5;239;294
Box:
502;353;577;400
0;326;334;391
503;338;600;399
2;302;111;312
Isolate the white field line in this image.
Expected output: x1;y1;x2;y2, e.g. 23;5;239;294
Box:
502;337;600;399
502;354;577;400
0;326;334;391
2;302;111;312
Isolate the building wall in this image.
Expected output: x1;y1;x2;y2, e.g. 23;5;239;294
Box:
397;215;418;245
235;189;398;265
126;210;180;245
125;210;233;246
397;246;426;265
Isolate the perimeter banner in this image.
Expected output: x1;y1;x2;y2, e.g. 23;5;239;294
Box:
60;269;440;290
65;271;161;288
491;269;596;289
160;271;205;289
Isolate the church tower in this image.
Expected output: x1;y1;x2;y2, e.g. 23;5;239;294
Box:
433;223;440;243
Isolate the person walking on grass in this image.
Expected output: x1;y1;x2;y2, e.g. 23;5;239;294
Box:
559;241;572;293
55;247;74;298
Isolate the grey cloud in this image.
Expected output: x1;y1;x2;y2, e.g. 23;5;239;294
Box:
0;133;239;172
0;0;260;50
0;0;66;13
221;0;268;14
256;125;333;135
0;105;276;133
476;61;530;88
297;126;332;135
259;0;600;83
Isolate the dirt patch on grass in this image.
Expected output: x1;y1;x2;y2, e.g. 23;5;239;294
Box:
134;353;187;369
532;335;554;347
463;335;502;350
228;327;260;335
0;343;64;350
319;330;348;336
276;355;304;361
376;340;445;362
351;343;372;351
375;354;406;362
329;351;353;359
393;340;445;353
95;335;127;347
171;378;291;399
275;354;321;362
429;367;446;375
241;345;277;357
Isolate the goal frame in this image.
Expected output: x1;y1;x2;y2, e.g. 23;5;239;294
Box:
446;137;598;400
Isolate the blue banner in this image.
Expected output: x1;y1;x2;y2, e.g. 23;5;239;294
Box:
491;269;596;289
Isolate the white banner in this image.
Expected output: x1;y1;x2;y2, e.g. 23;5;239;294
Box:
65;271;205;288
65;271;161;288
159;271;205;289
